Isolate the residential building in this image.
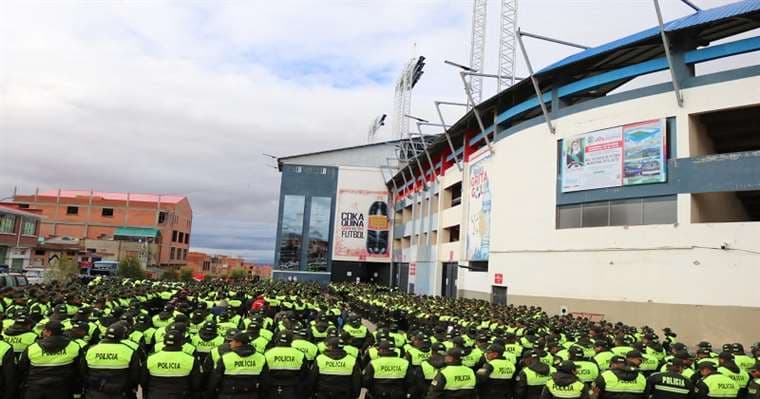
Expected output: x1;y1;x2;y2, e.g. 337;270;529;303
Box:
0;203;43;270
12;189;192;269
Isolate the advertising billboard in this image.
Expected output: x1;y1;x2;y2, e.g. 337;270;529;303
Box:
333;189;391;262
467;153;491;261
561;118;666;192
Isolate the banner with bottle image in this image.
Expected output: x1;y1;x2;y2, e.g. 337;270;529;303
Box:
467;153;491;261
561;118;666;192
333;189;391;262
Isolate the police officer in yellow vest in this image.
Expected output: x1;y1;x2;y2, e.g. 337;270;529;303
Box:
476;343;516;399
541;360;590;399
645;357;694;399
263;331;308;399
141;330;203;398
3;314;38;359
694;360;740;399
207;331;268;399
363;340;414;399
426;347;476;399
311;336;361;399
593;355;646;399
18;320;82;399
568;346;599;385
82;323;140;399
717;351;750;398
0;321;17;399
342;314;371;350
516;350;556;399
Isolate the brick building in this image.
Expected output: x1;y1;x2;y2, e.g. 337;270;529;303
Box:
13;190;192;268
0;203;43;270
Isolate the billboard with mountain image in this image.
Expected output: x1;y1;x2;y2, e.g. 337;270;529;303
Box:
622;119;666;186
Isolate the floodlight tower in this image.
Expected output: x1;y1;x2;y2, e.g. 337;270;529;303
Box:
498;0;518;92
391;56;426;162
468;0;488;107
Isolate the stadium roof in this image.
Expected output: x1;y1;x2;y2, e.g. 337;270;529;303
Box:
390;0;760;188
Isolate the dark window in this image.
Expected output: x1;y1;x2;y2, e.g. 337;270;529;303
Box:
468;261;488;272
101;208;114;217
66;206;78;215
445;225;460;242
557;196;677;229
184;233;190;244
34;249;45;256
277;195;305;270
448;182;462;207
0;215;16;234
87;248;96;253
158;211;167;224
18;204;29;209
172;230;178;242
178;232;184;243
170;247;175;260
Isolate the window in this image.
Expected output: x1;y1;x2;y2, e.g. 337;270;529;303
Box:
690;105;760;156
178;232;184;243
66;206;78;215
557;196;677;229
444;225;460;242
0;215;16;234
170;247;175;260
18;204;29;209
172;230;178;242
278;195;305;270
101;208;114;217
306;197;331;272
22;219;36;235
446;182;463;208
295;166;303;173
321;168;327;175
469;261;488;272
158;211;167;224
692;191;760;223
182;249;188;260
184;233;190;244
34;249;45;256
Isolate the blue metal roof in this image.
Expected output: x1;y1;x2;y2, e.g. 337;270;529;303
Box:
539;0;760;74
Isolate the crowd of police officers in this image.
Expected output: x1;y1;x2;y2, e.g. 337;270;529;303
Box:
0;278;757;399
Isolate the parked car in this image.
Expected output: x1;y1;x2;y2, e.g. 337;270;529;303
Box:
23;268;45;285
641;160;661;176
0;273;29;288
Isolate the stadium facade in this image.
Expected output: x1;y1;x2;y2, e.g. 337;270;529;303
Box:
275;1;760;346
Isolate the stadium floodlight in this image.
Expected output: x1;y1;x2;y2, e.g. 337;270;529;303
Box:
411;56;426;88
368;114;387;143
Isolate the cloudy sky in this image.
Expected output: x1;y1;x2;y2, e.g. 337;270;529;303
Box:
1;0;752;263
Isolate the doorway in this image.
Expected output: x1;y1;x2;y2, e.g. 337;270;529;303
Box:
441;262;458;298
491;285;507;305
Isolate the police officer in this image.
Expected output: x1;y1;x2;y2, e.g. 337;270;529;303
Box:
694;361;739;399
516;350;556;399
747;362;759;399
476;343;516;399
82;323;140;399
363;340;413;399
426;347;477;399
3;314;38;358
717;351;750;398
593;355;646;399
342;314;371;350
311;336;361;399
141;330;203;398
193;322;224;364
207;331;268;399
541;361;589;399
646;358;693;399
568;346;599;384
18;320;82;399
263;331;308;399
290;326;318;364
0;320;16;399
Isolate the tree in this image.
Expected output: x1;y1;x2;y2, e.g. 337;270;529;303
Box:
227;268;248;281
117;256;146;279
45;256;79;283
179;266;194;282
161;269;179;281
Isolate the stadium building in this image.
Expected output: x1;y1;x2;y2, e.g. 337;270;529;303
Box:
274;1;760;345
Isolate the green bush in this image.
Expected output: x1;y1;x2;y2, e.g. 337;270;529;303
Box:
227;268;248;280
45;256;79;282
117;256;146;279
161;269;179;281
179;266;194;282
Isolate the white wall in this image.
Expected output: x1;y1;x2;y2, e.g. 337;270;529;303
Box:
485;74;760;307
